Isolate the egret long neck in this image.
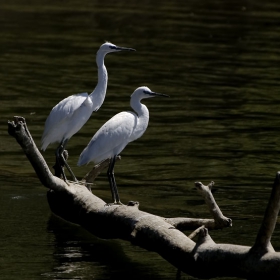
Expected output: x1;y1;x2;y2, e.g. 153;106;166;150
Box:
89;51;108;111
130;96;150;140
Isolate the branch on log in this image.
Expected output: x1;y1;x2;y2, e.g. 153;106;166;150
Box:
7;116;280;279
165;181;232;236
250;172;280;255
82;156;121;184
8;116;66;191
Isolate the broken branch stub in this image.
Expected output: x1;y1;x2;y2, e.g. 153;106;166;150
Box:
195;181;232;228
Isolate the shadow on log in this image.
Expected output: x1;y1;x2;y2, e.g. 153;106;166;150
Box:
8;116;280;279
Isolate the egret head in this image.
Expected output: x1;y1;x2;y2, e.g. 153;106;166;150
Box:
98;42;136;54
131;86;170;100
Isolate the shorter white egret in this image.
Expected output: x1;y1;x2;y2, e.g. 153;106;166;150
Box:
77;86;169;204
41;42;135;181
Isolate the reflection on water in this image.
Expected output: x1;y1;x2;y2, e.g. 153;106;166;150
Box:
1;0;280;279
46;215;177;280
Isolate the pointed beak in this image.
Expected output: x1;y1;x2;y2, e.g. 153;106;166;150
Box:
115;46;136;52
147;91;170;97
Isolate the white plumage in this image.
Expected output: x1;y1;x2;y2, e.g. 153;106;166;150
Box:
41;92;90;151
41;42;135;181
78;86;169;204
78;111;137;165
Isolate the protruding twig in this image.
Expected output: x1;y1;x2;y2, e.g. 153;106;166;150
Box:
82;156;121;183
166;182;232;232
188;225;206;239
165;182;232;232
196;226;215;246
165;217;227;231
127;201;140;208
195;181;232;228
8;116;67;191
191;227;216;261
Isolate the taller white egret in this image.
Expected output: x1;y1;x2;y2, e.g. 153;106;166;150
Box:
41;42;135;181
78;86;169;204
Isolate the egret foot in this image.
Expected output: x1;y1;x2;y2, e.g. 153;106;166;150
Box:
104;201;123;207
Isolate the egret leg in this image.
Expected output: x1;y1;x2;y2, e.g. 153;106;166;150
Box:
56;139;78;182
55;146;67;181
107;156;122;204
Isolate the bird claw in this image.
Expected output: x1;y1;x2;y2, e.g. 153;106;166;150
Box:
104;201;123;207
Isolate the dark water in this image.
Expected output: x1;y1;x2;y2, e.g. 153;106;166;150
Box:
1;1;280;279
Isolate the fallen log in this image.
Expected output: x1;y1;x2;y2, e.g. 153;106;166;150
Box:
8;116;280;279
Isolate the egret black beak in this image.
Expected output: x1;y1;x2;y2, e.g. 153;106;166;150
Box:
114;46;136;52
145;91;170;98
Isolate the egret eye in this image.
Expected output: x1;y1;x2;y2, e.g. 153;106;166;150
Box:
109;46;117;50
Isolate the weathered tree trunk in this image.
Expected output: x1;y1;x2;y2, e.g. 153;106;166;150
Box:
8;116;280;279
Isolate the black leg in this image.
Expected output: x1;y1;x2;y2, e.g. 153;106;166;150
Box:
110;156;121;204
107;157;116;203
107;156;122;204
55;145;67;181
56;139;78;182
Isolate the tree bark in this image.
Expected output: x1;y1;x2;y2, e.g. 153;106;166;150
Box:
8;116;280;279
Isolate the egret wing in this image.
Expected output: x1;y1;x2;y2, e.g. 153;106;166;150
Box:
44;93;88;129
41;92;88;148
78;111;137;165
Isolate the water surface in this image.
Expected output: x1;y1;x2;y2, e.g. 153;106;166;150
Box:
1;1;280;279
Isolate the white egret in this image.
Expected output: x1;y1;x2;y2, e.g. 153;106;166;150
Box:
77;86;169;204
41;42;135;181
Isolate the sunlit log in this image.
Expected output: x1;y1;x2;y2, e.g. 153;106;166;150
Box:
8;116;280;279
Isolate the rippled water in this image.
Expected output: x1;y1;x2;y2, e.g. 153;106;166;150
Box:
1;1;280;279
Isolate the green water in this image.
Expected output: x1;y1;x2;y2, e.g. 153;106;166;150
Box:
1;1;280;279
